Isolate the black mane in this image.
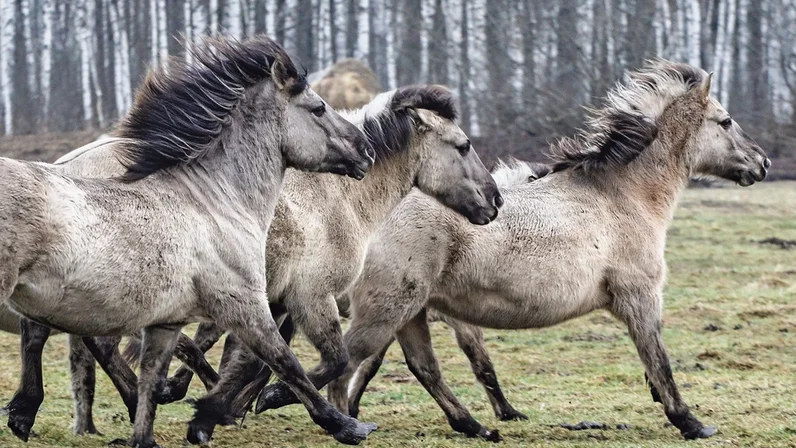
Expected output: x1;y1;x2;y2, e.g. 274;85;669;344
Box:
361;85;459;163
115;36;307;182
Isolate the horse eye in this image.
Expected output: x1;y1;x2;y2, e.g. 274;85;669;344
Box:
456;140;471;155
719;118;732;129
311;104;326;117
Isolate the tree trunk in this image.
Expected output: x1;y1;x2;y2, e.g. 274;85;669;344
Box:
396;0;421;86
345;0;357;57
427;0;448;85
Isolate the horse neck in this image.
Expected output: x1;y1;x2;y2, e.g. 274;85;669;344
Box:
611;113;697;223
338;147;420;232
175;109;287;232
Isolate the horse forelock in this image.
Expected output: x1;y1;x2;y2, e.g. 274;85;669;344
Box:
548;59;705;173
115;36;305;182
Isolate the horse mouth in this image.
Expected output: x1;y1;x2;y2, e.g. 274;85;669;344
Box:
736;169;766;187
347;165;368;180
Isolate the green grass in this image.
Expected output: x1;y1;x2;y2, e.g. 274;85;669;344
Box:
1;182;794;447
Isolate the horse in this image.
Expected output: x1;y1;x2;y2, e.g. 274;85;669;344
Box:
324;60;770;441
309;58;382;110
49;84;504;441
0;35;378;448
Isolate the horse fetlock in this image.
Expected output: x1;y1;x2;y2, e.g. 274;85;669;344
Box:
448;415;493;440
186;398;223;444
665;410;716;440
154;377;189;405
497;407;528;422
254;382;299;413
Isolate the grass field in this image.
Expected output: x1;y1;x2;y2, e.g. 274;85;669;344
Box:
0;182;793;448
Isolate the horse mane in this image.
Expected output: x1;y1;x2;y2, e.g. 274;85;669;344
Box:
341;84;459;165
115;36;307;182
491;158;551;188
548;59;706;173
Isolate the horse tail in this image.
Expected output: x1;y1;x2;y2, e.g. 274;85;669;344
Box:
491;158;551;188
121;336;142;368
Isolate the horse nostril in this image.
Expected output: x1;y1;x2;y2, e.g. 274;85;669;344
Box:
494;193;504;208
764;158;771;169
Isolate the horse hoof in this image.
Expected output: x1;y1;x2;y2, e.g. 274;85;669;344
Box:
107;438;130;446
255;384;297;413
186;422;213;445
155;383;188;405
332;419;377;445
480;428;502;442
498;409;528;421
8;413;34;442
683;425;716;440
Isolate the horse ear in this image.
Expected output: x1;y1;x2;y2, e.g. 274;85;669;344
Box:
699;72;713;104
271;56;292;91
408;108;433;132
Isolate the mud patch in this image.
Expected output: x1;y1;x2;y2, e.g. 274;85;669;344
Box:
561;331;619;343
759;237;796;250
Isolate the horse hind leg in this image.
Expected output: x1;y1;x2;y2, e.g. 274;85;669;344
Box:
444;314;527;422
3;318;51;442
68;335;100;435
256;293;348;412
154;325;223;404
345;339;391;419
82;336;139;423
612;288;715;440
396;310;500;441
125;325;181;448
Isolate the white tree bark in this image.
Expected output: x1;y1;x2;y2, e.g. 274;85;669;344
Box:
227;0;243;38
40;0;54;122
210;0;219;34
684;0;701;66
0;0;14;133
158;0;168;63
21;0;35;93
110;0;132;117
357;0;369;58
185;0;194;64
150;0;159;66
77;0;94;126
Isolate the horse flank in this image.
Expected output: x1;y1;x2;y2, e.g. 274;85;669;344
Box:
114;36;307;182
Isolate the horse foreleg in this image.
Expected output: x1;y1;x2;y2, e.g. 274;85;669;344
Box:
125;325;180;448
68;335;100;435
256;294;345;411
251;313;296;414
396;310;500;442
155;324;224;404
3;318;50;442
345;339;390;419
189;292;376;446
443;313;527;421
613;289;716;440
82;336;139;423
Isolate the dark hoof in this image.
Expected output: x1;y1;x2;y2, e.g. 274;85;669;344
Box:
255;384;298;413
477;428;501;442
75;425;103;436
108;438;130;446
332;420;377;445
155;381;189;405
498;409;528;422
186;420;213;445
683;425;716;440
8;412;35;442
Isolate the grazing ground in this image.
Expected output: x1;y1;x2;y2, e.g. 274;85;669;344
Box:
0;182;793;448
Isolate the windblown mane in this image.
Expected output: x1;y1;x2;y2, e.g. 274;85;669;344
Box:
115;36;307;182
491;158;551;188
548;59;706;172
341;85;459;164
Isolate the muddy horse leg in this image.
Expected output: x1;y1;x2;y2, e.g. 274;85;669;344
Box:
125;326;181;448
3;318;51;441
613;289;715;440
189;292;376;445
82;336;139;424
396;310;500;441
256;294;347;411
69;335;101;435
155;324;224;404
444;314;527;421
345;340;391;419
